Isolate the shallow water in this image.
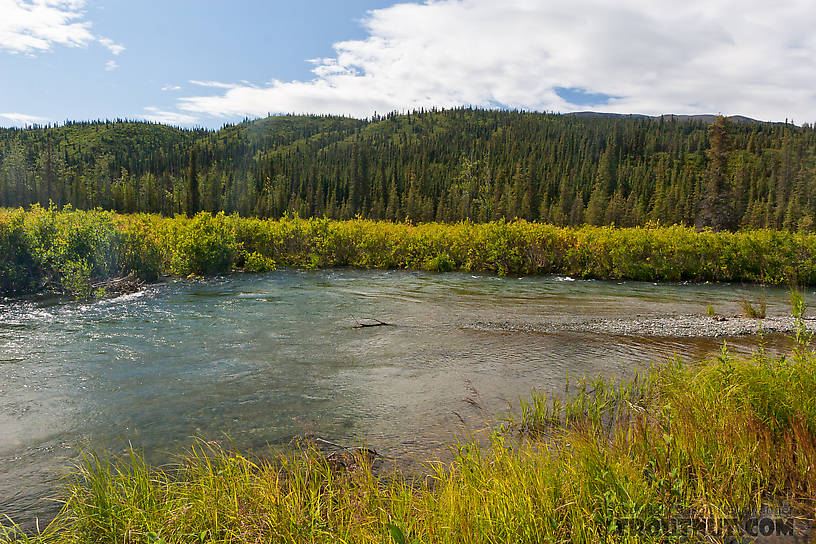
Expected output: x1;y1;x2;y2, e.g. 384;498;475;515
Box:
0;270;803;526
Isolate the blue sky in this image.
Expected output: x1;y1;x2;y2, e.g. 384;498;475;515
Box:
2;0;816;128
0;0;396;126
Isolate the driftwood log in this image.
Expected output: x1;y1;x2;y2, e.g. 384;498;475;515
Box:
314;437;392;471
352;316;392;328
91;274;144;295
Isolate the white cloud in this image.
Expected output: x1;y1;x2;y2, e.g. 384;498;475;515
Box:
98;36;124;55
0;1;125;57
140;106;199;126
189;80;243;90
104;59;117;71
170;0;816;123
0;111;49;125
161;84;181;92
0;0;94;53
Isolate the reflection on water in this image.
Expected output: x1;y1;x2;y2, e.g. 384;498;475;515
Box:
0;270;803;526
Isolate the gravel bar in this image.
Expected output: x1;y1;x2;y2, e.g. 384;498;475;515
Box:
467;315;816;338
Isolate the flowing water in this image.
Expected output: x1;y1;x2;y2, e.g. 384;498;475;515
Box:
0;270;802;527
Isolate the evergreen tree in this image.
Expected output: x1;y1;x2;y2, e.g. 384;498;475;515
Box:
696;116;735;230
186;149;200;217
585;183;607;225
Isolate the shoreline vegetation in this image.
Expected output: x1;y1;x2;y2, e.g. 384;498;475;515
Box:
3;206;816;299
2;314;815;542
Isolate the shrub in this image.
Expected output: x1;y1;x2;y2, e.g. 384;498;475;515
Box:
5;209;816;296
423;253;455;272
0;209;38;295
166;212;240;275
242;251;276;273
19;205;120;296
119;216;163;281
61;258;93;299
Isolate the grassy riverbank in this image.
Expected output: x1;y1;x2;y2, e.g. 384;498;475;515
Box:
3;334;815;542
4;206;816;298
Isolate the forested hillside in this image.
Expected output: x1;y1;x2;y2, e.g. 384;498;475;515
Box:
1;109;815;230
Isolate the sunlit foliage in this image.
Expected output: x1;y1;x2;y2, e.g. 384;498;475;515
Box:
3;207;816;297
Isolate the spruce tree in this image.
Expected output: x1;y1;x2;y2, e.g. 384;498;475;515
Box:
186;148;200;217
696;116;735;231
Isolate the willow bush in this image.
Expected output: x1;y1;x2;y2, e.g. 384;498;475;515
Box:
3;207;816;298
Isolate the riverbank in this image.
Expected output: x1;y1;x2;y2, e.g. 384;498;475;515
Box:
3;206;816;298
469;314;816;338
3;338;815;543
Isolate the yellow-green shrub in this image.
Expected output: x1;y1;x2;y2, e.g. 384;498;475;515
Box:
4;209;816;297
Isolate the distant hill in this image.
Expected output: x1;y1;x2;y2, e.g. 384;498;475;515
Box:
567;111;763;124
0;108;814;230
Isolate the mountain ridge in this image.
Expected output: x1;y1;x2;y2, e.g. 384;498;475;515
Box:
566;111;764;124
0;108;814;231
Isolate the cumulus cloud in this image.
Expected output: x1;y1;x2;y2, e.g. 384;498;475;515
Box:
0;0;94;53
0;112;49;125
172;0;816;123
0;0;125;58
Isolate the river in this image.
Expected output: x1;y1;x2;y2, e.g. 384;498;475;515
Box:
0;269;801;527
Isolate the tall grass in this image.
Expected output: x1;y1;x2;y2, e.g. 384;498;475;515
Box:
739;298;767;318
4;206;816;298
4;341;816;543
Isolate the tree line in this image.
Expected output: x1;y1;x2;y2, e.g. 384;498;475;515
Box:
1;109;815;230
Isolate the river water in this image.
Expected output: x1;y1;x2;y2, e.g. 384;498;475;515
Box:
0;270;801;527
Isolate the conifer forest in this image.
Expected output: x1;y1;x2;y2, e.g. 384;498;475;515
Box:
2;109;814;231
